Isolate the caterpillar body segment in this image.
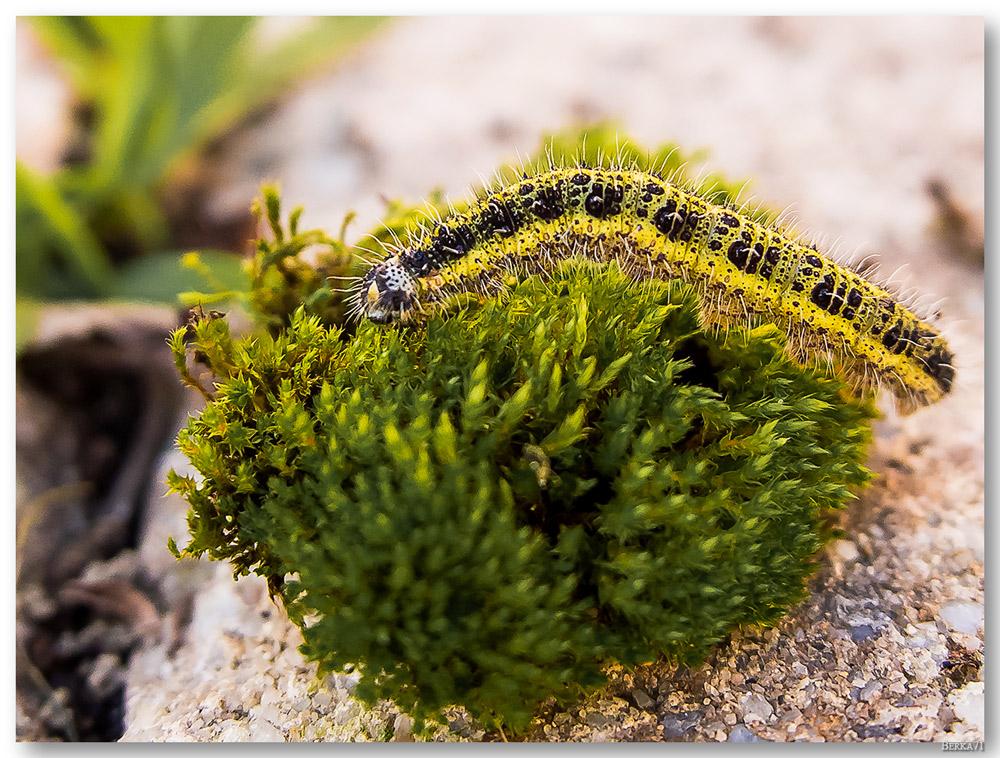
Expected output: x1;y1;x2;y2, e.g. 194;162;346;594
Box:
355;167;954;413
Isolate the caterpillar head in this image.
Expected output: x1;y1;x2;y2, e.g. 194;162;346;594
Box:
358;256;419;324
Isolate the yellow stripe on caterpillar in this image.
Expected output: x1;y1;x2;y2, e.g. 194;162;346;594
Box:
353;166;955;414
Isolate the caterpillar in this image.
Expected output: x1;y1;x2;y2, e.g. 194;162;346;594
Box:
351;164;955;414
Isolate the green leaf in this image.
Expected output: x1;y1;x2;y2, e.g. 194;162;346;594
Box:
111;249;249;304
19;16;386;304
15;298;44;353
16;162;114;298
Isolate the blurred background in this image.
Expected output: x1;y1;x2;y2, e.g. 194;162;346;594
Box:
15;16;984;742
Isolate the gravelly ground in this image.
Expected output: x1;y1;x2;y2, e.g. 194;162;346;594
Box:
108;16;983;742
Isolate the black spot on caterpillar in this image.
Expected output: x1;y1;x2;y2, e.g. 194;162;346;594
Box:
352;165;955;414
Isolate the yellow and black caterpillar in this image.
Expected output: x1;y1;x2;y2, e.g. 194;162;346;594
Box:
353;165;954;414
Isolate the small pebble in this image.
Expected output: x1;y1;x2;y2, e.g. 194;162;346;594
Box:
631;689;654;710
939;602;983;636
728;725;765;742
859;681;883;702
949;682;984;731
659;710;702;739
393;713;413;739
739;693;773;723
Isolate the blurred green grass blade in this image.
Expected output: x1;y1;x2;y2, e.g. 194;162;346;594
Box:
113;186;172;251
131;17;254;185
15;297;45;352
111;249;250;304
24;17;103;97
163;16;255;128
81;17;378;192
16;162;114;297
15;203;52;298
17;16;388;305
82;17;245;189
205;16;387;136
82;17;161;191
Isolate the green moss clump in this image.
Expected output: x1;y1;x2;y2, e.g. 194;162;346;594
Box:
169;255;873;734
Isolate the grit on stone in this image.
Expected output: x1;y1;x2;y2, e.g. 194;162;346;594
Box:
118;17;983;742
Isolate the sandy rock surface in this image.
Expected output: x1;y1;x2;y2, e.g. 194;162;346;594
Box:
120;17;983;742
